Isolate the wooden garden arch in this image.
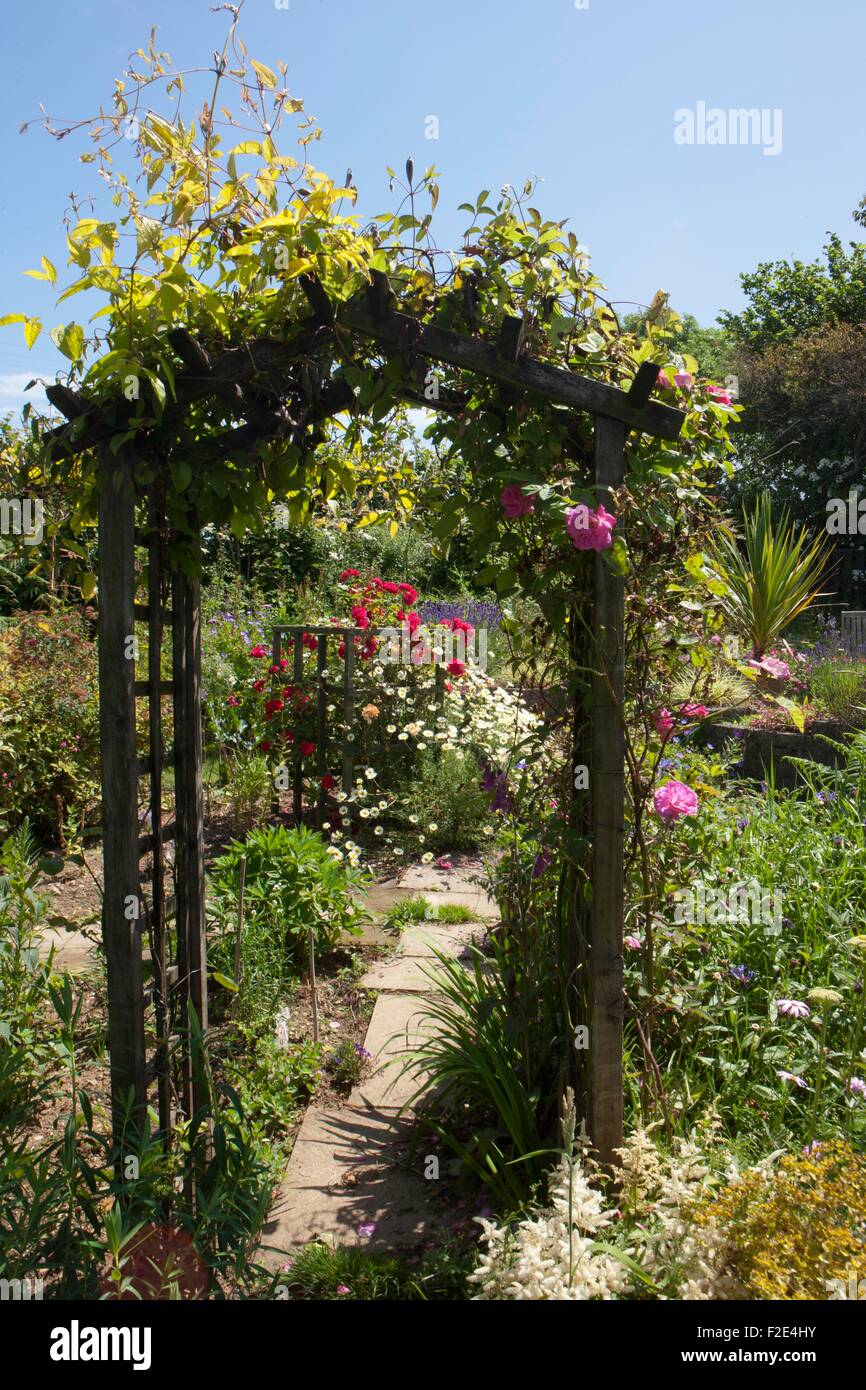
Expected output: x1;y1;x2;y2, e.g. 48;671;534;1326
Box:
44;272;684;1168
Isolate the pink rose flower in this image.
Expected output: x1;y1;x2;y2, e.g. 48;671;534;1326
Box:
351;605;370;630
707;385;732;405
653;708;675;740
674;372;693;390
748;656;790;680
624;935;642;950
656;368;669;388
500;484;535;518
566;503;617;552
654;779;699;824
681;702;709;720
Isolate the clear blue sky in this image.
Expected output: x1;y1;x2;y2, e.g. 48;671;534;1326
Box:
2;0;865;415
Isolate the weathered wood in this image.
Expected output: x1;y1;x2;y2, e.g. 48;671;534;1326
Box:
45;382;90;420
342;629;357;794
172;567;208;1121
147;495;172;1145
340;297;684;440
167;327;212;377
292;633;304;824
97;443;147;1141
589;415;627;1168
316;634;328;827
299;272;336;324
497;315;525;363
134;680;174;697
627;360;661;408
134;602;172;626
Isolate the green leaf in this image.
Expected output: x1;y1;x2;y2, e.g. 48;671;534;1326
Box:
53;322;84;360
211;972;239;992
250;60;277;90
171;460;192;493
80;572;97;601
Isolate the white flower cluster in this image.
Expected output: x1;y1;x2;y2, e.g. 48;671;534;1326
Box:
443;670;550;778
470;1149;629;1301
471;1123;745;1301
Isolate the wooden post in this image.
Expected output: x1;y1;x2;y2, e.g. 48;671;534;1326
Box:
316;633;328;827
589;415;627;1168
146;486;172;1146
172;564;208;1120
97;444;147;1143
341;629;357;794
292;630;304;825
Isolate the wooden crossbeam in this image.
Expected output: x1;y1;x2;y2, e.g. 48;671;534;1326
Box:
497;315;525;363
339;294;684;440
627;360;661;408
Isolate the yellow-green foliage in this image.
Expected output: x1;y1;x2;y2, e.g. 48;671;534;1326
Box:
694;1140;866;1300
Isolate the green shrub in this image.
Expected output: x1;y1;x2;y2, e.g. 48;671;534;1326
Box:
407;748;491;854
808;661;866;722
281;1239;471;1300
224;1029;321;1138
0;611;100;842
208;825;368;1022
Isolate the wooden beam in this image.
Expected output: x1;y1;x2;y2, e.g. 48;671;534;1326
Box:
172;566;208;1122
627;360;660;408
589;415;626;1169
97;443;147;1142
299;272;336;324
45;382;90;420
340;297;684;440
497;315;525;363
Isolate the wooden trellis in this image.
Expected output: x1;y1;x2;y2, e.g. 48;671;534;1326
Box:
47;272;684;1168
271;622;362;827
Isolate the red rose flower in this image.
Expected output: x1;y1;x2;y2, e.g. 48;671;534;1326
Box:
321;773;336;792
340;568;361;581
264;698;284;720
300;740;315;758
249;644;268;659
381;581;400;595
259;739;271;753
447;659;466;677
351;605;370;629
252;679;265;693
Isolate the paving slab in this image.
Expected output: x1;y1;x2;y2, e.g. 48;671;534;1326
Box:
37;927;100;974
261;1100;443;1261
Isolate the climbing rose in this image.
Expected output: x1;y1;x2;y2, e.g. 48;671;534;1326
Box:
339;569;361;581
447;659;466;677
264;698;284;720
249;644;268;658
654;779;699;823
749;655;790;680
681;702;709;720
258;739;271;754
565;504;616;552
252;679;265;693
674;372;693;389
398;583;419;604
299;740;315;758
321;773;336;792
381;581;400;595
656;368;669;387
653;708;674;740
226;694;241;708
707;384;732;405
351;605;370;630
500;484;535;518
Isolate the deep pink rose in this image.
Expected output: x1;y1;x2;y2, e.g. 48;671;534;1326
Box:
653;708;675;740
674;372;693;390
566;503;617;552
500;484;535;518
654;779;699;824
708;385;732;405
750;656;790;680
681;702;709;720
656;368;670;388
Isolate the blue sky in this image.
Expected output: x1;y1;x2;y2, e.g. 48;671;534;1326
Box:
2;0;865;416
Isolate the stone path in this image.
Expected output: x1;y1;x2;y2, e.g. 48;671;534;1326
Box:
261;863;496;1263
